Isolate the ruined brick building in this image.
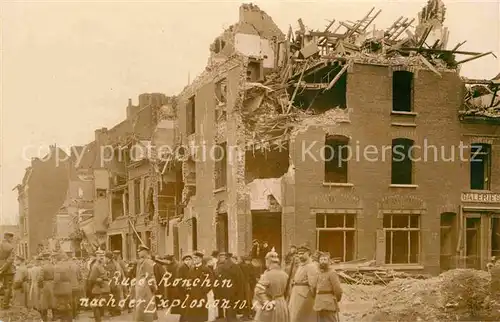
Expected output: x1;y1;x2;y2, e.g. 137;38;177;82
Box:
16;0;500;274
164;0;499;274
15;146;70;258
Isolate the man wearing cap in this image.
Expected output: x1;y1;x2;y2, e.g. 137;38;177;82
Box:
311;252;342;322
238;255;257;320
37;252;56;321
104;251;122;317
88;249;110;322
112;250;128;311
12;256;29;307
28;255;43;311
288;244;319;322
184;251;213;322
162;255;179;310
215;251;245;322
52;252;73;322
67;252;83;319
0;232;15;309
254;249;290;322
176;254;192;321
134;244;158;322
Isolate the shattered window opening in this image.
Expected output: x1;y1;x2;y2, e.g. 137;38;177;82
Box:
186;96;196;136
214;142;227;189
133;178;141;214
324;135;349;183
316;213;356;262
383;214;420;264
245;147;289;183
391;138;414;185
470;143;491;190
111;190;125;220
392;71;414;112
215;79;228;122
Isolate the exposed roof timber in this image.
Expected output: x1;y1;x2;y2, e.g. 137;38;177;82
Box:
463;78;499;85
399;48;484;56
389;18;415;41
323;63;349;92
456;52;496;65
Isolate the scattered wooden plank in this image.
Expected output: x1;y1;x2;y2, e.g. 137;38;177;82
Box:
456;52;495;64
323;63;349;92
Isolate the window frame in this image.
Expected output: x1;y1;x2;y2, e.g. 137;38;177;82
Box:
383;213;421;265
324;135;350;184
392;70;414;113
316;213;356;262
186;96;196;136
214;142;228;190
470;143;492;190
133;178;141;215
391;138;414;185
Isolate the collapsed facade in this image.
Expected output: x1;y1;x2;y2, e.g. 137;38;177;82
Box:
16;0;500;274
160;0;499;274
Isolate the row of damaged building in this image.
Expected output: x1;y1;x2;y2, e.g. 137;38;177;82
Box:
16;0;500;273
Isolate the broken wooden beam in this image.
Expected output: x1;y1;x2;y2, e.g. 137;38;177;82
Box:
361;9;382;32
456;51;495;65
399;48;484;56
418;54;441;77
286;61;308;113
345;7;375;39
298;18;306;34
309;31;345;38
292;82;329;90
323;62;349;92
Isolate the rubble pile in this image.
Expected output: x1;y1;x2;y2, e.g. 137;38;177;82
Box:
461;77;500;119
333;259;430;285
368;269;498;321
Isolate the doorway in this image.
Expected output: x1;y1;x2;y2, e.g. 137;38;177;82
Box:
492;217;500;258
252;212;282;256
109;234;123;253
465;217;481;269
440;213;456;272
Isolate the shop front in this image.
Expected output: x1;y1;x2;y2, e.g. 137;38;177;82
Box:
459;191;500;270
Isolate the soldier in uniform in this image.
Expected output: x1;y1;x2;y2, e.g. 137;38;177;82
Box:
184;251;213;322
177;254;192;322
88;248;110;322
38;252;56;321
12;255;29;307
288;244;319;322
0;232;15;309
67;252;83;319
311;252;343;322
28;255;43;311
134;244;157;322
53;252;73;322
254;249;290;322
104;251;122;316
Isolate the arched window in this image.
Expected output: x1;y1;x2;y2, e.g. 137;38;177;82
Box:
324;135;350;183
391;138;414;185
392;71;414;112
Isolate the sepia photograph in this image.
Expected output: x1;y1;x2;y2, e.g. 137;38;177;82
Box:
0;0;499;321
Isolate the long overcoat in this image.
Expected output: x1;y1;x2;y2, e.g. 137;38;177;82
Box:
134;258;158;322
38;262;56;310
184;264;213;322
28;265;42;309
288;260;318;322
254;264;290;322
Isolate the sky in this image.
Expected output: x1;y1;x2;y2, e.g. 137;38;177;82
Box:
1;0;499;225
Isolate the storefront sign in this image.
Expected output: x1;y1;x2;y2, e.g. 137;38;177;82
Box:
461;192;500;203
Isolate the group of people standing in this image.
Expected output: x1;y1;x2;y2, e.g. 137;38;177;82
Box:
0;232;84;322
1;230;344;322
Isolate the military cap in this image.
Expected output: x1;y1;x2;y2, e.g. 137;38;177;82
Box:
182;254;192;260
227;252;233;258
153;255;168;265
138;244;150;252
164;255;175;261
318;251;331;258
218;252;227;257
193;251;204;258
105;251;113;259
4;232;14;237
95;249;105;256
241;255;252;261
252;239;259;244
112;250;121;254
297;244;311;253
41;252;51;259
211;250;220;257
